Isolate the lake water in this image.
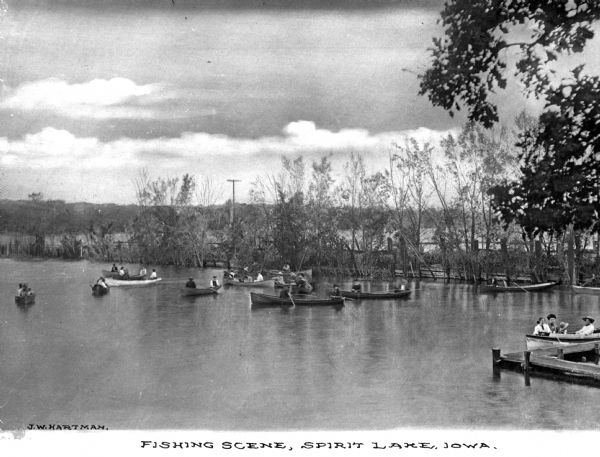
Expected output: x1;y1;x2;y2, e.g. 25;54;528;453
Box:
1;258;599;431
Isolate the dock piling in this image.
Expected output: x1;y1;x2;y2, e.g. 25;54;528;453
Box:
523;350;531;386
492;348;501;379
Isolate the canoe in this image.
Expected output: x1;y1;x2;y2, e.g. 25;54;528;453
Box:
526;333;600;350
250;292;344;307
268;268;313;280
105;277;162;287
182;285;221;296
15;294;36;305
572;285;600;296
479;281;557;293
223;278;275;287
335;289;411;299
91;284;110;296
101;270;145;280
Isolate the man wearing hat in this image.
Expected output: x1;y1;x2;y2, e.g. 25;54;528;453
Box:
185;277;197;289
575;316;595;335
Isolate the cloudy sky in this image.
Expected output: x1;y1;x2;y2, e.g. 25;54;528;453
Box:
0;0;595;203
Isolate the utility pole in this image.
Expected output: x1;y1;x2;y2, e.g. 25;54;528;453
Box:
227;179;241;263
227;179;241;225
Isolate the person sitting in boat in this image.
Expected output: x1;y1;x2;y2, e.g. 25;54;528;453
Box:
119;266;125;276
282;264;291;272
185;277;196;288
96;277;108;288
295;273;312;294
491;277;499;287
273;271;284;283
210;276;220;288
331;284;341;297
352;279;361;292
111;264;118;272
16;283;25;296
24;284;34;296
256;271;264;282
150;269;157;279
139;266;147;276
575;316;595;335
533;317;551;336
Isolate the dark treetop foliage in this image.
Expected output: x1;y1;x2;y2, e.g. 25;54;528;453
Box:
420;0;600;235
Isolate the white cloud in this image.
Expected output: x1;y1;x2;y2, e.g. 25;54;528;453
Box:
0;77;181;119
0;122;456;170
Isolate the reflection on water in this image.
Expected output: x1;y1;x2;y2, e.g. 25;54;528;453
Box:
1;259;599;430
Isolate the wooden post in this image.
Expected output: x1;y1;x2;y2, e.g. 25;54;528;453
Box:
492;348;501;379
523;350;531;386
557;348;564;360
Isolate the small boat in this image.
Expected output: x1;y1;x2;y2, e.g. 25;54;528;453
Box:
15;294;36;305
223;278;275;287
479;281;557;293
267;268;313;280
274;279;313;293
105;277;162;287
250;292;344;307
101;270;146;280
526;332;600;350
572;285;600;296
335;289;411;299
91;284;110;296
182;285;221;296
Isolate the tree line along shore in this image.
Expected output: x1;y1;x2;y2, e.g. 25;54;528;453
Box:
1;122;599;285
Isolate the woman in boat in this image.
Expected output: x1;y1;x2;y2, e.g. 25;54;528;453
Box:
96;277;108;288
119;266;125;277
185;277;196;288
139;266;147;276
210;276;220;288
575;316;595;335
533;317;550;336
150;269;157;279
256;271;264;282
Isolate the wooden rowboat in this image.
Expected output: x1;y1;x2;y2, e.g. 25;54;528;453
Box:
105;277;162;287
572;285;600;296
223;278;275;287
335;289;411;299
91;284;110;296
479;281;557;293
15;294;36;305
182;285;221;296
250;292;344;307
526;333;600;350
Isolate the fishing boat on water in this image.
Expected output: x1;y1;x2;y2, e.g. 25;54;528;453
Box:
479;281;557;293
250;292;344;307
223;278;275;287
526;332;600;350
182;285;221;296
91;284;110;296
572;285;600;296
105;277;162;287
334;289;411;299
15;294;36;305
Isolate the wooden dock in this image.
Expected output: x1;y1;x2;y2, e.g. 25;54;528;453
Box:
492;343;600;386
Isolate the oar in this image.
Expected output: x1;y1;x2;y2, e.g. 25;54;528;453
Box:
512;282;530;293
287;285;296;308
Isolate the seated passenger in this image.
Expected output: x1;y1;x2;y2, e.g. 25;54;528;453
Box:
185;277;196;288
331;285;341;297
576;316;595;335
150;269;157;279
111;264;118;272
119;267;125;276
351;280;361;292
210;276;220;288
256;272;264;282
17;283;24;296
97;277;108;288
533;317;550;336
139;266;147;276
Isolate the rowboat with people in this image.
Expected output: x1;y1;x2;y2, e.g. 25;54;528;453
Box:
223;278;275;287
479;281;557;293
525;332;600;350
101;270;146;280
105;277;162;287
182;285;221;296
334;289;411;299
572;285;600;296
250;292;344;307
267;268;313;280
15;294;36;305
